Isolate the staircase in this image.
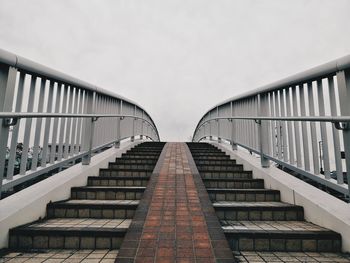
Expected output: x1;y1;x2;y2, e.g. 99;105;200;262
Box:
8;142;165;251
187;142;342;253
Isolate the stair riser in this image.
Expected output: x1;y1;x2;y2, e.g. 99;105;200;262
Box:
88;179;148;187
100;170;152;177
193;156;230;160
114;160;157;165
108;164;155;170
197;166;244;172
71;190;143;200
201;172;252;180
204;181;264;189
9;234;124;249
47;207;136;219
208;192;280;202
121;155;160;159
216;210;304;221
226;235;341;252
195;161;237;165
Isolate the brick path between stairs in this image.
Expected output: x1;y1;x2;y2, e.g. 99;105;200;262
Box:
116;142;234;263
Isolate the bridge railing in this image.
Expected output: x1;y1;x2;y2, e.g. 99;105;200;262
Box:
0;48;160;196
193;54;350;198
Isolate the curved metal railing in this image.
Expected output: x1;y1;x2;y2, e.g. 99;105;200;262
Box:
0;48;160;196
193;54;350;197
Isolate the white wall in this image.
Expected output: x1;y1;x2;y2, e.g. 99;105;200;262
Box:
212;141;350;252
0;140;142;249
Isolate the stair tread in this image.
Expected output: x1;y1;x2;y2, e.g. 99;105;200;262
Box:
213;201;301;208
221;220;337;235
73;186;146;189
208;188;279;192
54;199;140;205
13;218;132;232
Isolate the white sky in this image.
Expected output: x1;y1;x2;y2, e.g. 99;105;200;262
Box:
1;0;350;141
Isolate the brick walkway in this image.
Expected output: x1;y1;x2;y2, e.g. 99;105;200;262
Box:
116;143;233;263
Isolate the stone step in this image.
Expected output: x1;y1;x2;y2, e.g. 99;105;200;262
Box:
196;164;244;172
119;155;160;161
127;148;163;152
207;189;280;202
222;221;341;252
113;159;158;165
120;155;161;160
47;200;139;219
194;159;237;165
71;186;145;200
192;155;231;160
189;150;225;154
122;152;161;156
201;170;253;179
203;178;264;189
88;176;149;187
9;218;131;249
108;163;155;170
213;201;304;221
99;169;152;177
191;152;227;157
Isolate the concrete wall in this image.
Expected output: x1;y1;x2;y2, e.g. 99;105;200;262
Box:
211;141;350;252
0;140;142;249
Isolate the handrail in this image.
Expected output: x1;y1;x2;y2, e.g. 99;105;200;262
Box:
0;48;160;197
193;54;350;198
201;54;350;120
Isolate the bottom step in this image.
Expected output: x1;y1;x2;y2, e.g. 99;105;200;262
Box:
9;218;131;249
0;249;118;262
222;221;341;252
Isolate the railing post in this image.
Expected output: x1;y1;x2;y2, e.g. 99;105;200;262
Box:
82;91;96;165
0;65;17;197
336;69;350;196
115;100;122;148
230;101;237;150
131;105;136;142
258;94;270;168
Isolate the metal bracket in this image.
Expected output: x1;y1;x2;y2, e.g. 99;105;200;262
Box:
92;117;99;122
3;118;18;127
228;118;233;122
334;122;350;130
254;119;261;124
120;116;124;120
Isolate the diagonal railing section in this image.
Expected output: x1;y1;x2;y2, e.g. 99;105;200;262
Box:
0;48;160;196
193;54;350;198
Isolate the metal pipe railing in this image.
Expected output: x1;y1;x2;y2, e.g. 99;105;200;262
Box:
0;48;160;197
193;54;350;198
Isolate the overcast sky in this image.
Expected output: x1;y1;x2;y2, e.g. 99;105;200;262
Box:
1;0;350;141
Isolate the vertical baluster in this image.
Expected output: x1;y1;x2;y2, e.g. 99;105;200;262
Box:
50;83;62;164
19;76;37;175
285;87;295;165
82;91;96;165
0;65;17;195
308;82;320;174
75;90;84;154
336;70;350;196
57;85;68;161
31;78;46;170
299;83;310;171
69;88;78;157
64;86;74;159
269;92;276;158
328;76;343;184
7;72;25;179
258;93;270;167
279;89;288;162
292;86;302;168
274;91;282;159
41;81;54;167
317;79;331;179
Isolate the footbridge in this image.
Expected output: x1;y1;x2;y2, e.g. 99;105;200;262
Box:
1;48;350;262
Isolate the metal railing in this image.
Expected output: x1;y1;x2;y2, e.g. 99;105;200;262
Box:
0;48;160;196
193;54;350;197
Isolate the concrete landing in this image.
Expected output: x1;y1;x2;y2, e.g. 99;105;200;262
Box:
116;142;234;262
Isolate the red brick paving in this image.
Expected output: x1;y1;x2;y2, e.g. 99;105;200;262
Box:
116;143;234;263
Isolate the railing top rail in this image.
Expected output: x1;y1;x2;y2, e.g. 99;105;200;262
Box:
0;48;158;132
204;54;350;115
